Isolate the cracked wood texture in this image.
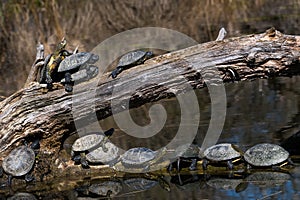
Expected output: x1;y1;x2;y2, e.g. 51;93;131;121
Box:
0;28;299;178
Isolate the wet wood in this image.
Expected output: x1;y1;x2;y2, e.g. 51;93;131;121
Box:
0;28;300;182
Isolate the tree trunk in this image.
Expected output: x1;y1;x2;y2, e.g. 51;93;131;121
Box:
0;28;299;183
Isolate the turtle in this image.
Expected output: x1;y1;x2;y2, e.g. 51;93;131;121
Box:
109;50;153;79
39;38;71;89
113;147;168;173
168;144;201;172
243;143;290;168
57;52;99;92
2;140;40;185
85;141;120;166
202;143;242;170
71;128;114;168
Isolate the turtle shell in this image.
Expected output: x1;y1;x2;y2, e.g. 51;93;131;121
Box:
118;50;151;67
8;193;37;200
86;141;120;165
244;143;289;167
121;147;156;167
175;144;201;158
204;143;241;162
2;146;35;177
58;52;99;72
72;133;105;152
61;65;99;83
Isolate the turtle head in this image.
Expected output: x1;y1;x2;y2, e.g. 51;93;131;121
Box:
145;51;153;59
56;37;67;52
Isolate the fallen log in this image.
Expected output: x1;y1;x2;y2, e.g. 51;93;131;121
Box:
0;28;299;183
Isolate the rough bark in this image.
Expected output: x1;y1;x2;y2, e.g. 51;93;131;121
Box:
0;28;299;183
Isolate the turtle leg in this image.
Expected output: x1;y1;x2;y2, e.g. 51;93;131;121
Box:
0;167;3;177
7;175;12;186
177;157;181;172
202;158;208;170
287;157;295;166
110;67;123;79
72;154;81;165
64;72;73;92
167;163;173;172
45;73;53;90
227;160;234;170
189;158;198;171
31;139;40;150
25;173;35;182
80;153;89;169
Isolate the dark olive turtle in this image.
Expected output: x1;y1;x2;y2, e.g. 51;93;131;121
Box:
2;141;40;185
202;143;242;170
244;143;290;167
85;141;120;166
58;52;99;72
58;52;99;92
60;66;99;84
168;144;201;172
39;38;71;90
110;50;153;78
71;128;114;168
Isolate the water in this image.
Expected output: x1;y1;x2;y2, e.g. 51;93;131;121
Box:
1;76;300;199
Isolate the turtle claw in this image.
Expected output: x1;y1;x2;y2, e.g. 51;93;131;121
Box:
64;72;73;92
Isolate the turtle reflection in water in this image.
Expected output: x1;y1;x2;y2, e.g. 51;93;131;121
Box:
244;143;292;169
88;180;123;198
109;50;153;78
124;175;170;192
206;177;247;193
246;172;290;188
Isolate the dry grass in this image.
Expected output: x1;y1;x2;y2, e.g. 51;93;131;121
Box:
0;0;299;96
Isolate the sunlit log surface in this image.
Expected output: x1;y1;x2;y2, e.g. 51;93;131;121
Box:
0;28;299;185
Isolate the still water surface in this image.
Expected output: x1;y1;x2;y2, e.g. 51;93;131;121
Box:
2;76;299;199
